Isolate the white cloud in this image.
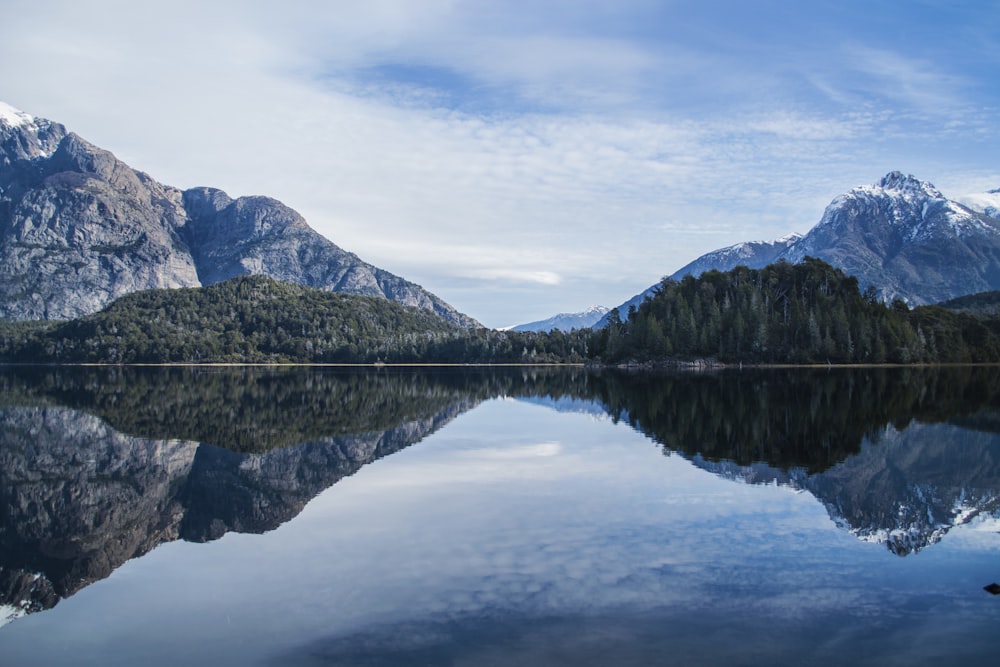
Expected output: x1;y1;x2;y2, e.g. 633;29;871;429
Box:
461;269;563;286
1;1;998;326
462;441;563;458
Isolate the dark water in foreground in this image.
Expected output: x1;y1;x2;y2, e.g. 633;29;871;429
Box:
0;366;999;666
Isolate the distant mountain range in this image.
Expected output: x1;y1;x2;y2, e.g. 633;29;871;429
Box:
7;100;1000;334
509;305;609;332
0;102;478;327
599;172;1000;327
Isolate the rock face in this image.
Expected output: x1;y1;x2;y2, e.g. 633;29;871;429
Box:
782;172;1000;305
602;172;1000;324
0;102;478;327
0;398;476;619
0;406;197;622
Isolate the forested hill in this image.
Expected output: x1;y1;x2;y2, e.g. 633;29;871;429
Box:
588;257;1000;365
5;260;1000;366
0;276;588;364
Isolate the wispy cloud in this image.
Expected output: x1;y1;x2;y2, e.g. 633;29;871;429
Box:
845;45;972;114
2;1;998;325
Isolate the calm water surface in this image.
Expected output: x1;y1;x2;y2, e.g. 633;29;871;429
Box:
0;366;998;666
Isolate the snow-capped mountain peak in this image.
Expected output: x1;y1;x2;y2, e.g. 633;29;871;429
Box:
872;170;944;199
801;172;996;251
0;101;34;128
601;171;1000;323
819;172;948;228
774;232;804;244
0;101;64;160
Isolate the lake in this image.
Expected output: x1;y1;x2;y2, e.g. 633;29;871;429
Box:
1;365;999;666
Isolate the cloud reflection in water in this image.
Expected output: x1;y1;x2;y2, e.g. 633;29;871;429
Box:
2;394;999;667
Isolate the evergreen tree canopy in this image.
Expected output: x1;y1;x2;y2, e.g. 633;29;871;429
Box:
588;258;1000;365
4;260;1000;366
0;276;589;364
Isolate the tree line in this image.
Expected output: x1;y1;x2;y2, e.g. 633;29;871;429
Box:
588;257;1000;365
3;260;1000;366
0;275;589;365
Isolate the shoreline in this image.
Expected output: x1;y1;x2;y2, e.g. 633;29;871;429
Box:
2;360;1000;370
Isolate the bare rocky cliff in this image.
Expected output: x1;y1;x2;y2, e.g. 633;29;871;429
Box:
0;103;478;327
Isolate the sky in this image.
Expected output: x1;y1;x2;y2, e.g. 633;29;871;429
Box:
2;0;999;328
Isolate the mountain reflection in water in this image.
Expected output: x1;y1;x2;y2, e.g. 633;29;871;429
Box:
1;365;999;627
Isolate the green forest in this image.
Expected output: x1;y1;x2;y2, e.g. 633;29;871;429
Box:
0;276;588;364
2;259;1000;366
6;363;995;467
588;258;1000;365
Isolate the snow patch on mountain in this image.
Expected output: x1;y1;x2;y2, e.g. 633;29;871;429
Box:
1;603;27;628
845;492;998;555
812;172;993;243
695;234;804;264
0;101;63;160
689;448;1000;557
0;101;33;128
510;305;610;332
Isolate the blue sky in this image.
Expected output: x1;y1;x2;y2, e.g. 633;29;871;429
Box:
2;0;998;327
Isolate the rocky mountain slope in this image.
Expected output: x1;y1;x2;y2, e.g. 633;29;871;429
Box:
0;102;478;327
600;172;1000;326
510;305;609;332
671;233;804;286
781;172;1000;305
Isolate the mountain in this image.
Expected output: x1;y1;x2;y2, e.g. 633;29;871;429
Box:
510;305;609;332
781;172;1000;305
0;402;476;622
670;233;804;281
0;364;591;623
692;419;1000;556
586;366;1000;556
596;234;802;327
0;370;482;622
0;102;478;327
600;172;1000;326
